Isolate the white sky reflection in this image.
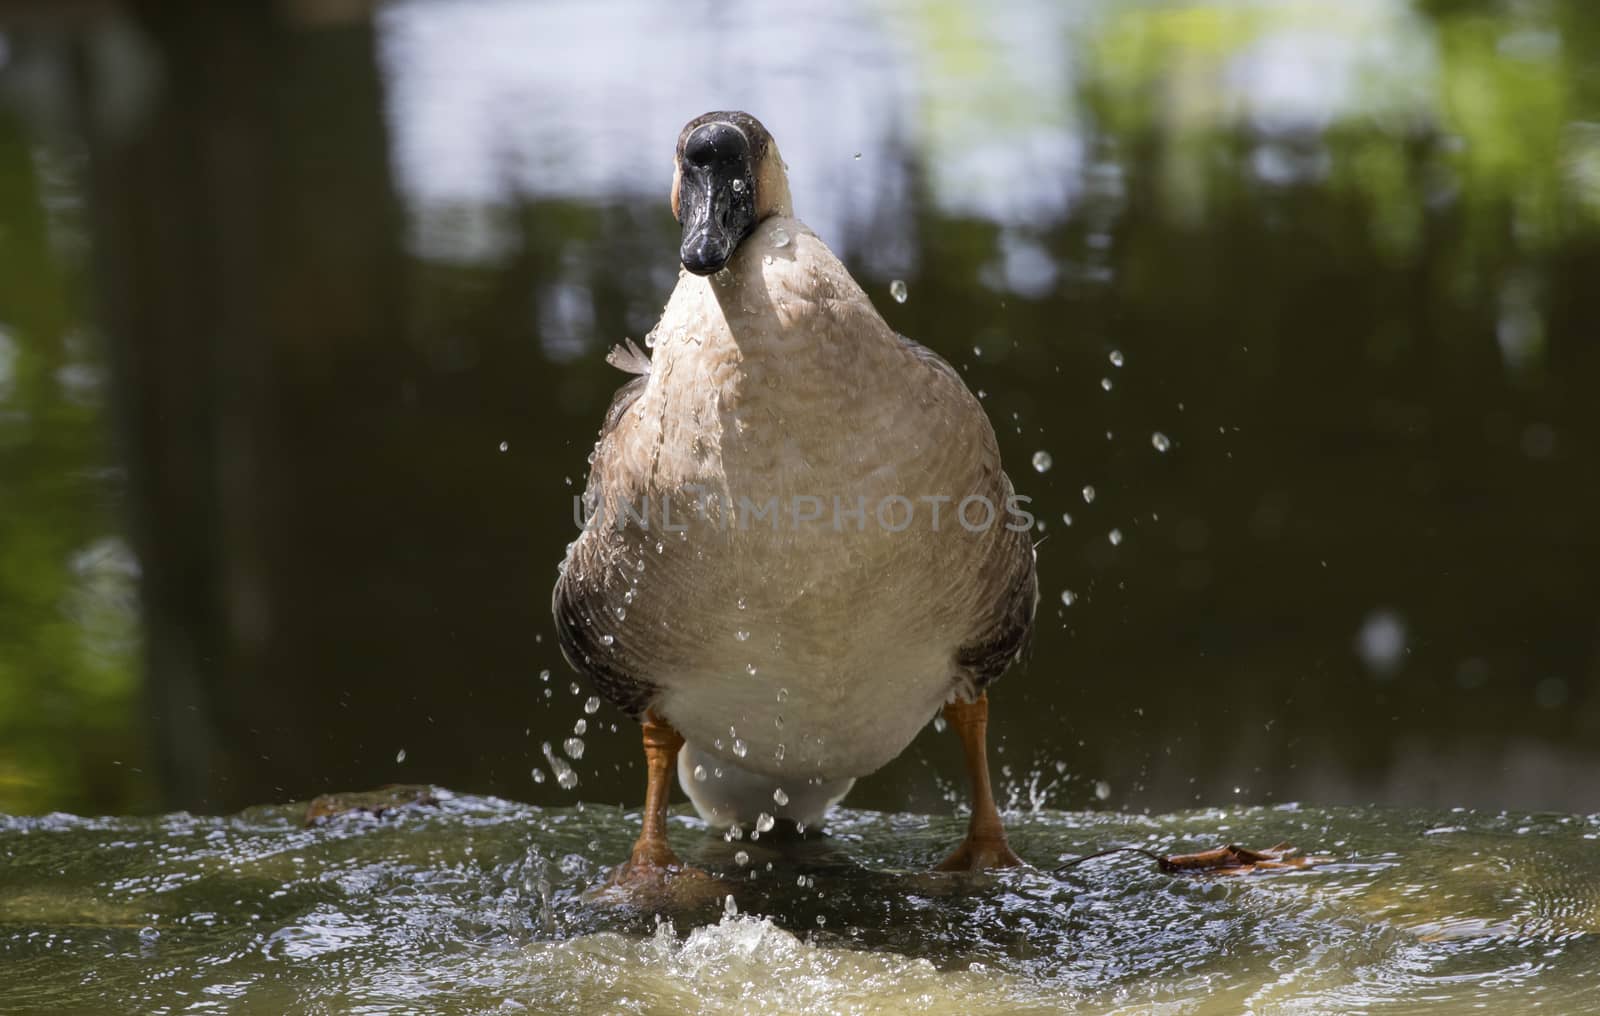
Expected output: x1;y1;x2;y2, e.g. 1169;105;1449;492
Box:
377;0;1434;262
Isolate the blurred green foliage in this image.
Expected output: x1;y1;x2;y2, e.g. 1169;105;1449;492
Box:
0;109;145;814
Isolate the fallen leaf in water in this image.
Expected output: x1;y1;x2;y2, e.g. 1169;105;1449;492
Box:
1055;841;1323;876
1159;842;1315;874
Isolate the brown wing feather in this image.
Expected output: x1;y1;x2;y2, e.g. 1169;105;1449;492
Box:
552;369;659;719
894;333;1039;694
956;515;1038;691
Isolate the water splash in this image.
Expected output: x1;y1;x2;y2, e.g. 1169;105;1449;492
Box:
6;799;1595;1013
542;742;578;789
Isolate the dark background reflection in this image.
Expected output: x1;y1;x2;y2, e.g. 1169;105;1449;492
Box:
0;0;1596;817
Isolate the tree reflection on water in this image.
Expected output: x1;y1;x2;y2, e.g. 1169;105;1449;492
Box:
0;0;1595;816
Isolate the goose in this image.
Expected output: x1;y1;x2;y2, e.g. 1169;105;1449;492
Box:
554;111;1038;884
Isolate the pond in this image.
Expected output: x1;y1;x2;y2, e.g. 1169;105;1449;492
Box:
0;0;1597;1011
5;795;1599;1013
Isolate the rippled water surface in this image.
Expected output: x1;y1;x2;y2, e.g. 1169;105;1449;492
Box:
4;794;1597;1014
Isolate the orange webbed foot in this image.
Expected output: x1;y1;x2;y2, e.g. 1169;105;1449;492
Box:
935;834;1026;872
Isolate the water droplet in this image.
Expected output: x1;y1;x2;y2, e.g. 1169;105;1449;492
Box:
853;152;862;160
773;713;784;730
1060;590;1076;606
731;178;745;192
1108;529;1123;546
573;718;587;735
1082;485;1096;504
599;634;614;646
569;682;580;695
1031;451;1053;473
584;696;601;714
724;894;738;918
745;663;758;676
755;812;776;834
771;227;789;248
736;595;747;610
933;714;948;733
732;738;748;758
1151;431;1171;453
734;849;750;866
1094;780;1111;800
774;743;786;762
655;541;664;554
1100;377;1113;391
139;926;159;942
542;742;578;789
773;787;789;807
498;441;509;452
889;279;908;304
623;588;636;604
816;914;827;927
735;630;750;642
563;737;586;760
1109;350;1124;367
776;688;789;702
539;669;550;682
693;764;708;782
395;748;407;764
1061;512;1073;526
531;767;546;784
614;605;627;621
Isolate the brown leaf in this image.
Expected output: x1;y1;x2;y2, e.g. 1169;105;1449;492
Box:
1158;842;1315;875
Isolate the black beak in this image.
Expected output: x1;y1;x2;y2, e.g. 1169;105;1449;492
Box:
678;122;757;276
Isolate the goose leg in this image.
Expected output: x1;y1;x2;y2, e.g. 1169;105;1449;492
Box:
609;709;699;885
936;691;1025;871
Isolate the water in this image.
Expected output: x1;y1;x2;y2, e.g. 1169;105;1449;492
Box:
3;793;1597;1013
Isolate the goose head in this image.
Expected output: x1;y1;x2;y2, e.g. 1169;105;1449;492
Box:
671;111;792;276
